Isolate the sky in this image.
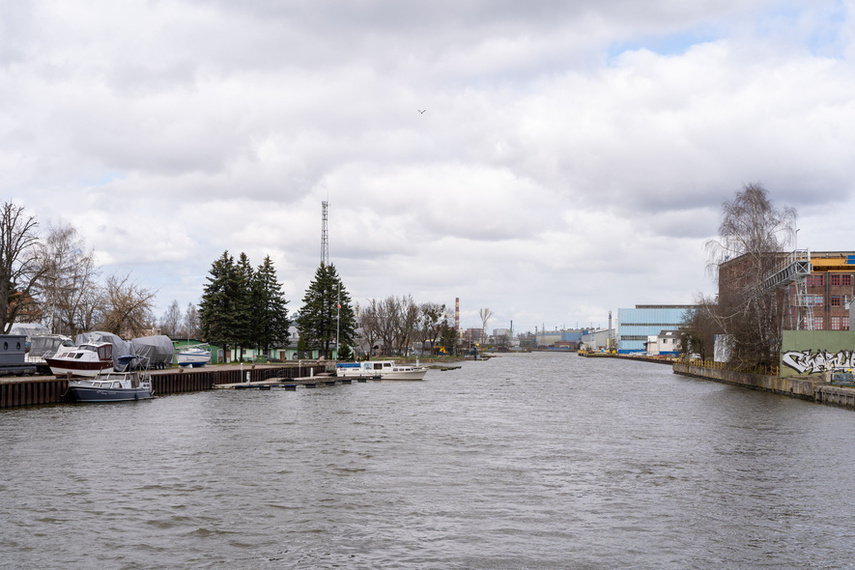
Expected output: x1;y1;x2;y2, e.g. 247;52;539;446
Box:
3;0;855;333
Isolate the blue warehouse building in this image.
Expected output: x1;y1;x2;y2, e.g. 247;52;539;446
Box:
616;305;696;354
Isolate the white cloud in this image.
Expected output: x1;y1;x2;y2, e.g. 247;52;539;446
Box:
1;0;852;331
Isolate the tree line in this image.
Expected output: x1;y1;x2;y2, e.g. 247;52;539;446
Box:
357;297;458;356
198;251;292;360
1;202;157;337
2;200;462;358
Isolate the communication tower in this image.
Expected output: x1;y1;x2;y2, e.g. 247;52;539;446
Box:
320;201;329;266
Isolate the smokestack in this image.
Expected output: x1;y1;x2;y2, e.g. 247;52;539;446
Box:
455;297;460;333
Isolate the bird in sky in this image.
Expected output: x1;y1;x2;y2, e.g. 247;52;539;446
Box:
418;109;426;114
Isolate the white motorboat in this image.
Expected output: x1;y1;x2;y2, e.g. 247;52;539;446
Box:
45;342;114;378
336;360;428;381
176;344;212;367
67;356;153;402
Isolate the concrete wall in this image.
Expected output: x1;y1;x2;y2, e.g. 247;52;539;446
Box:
673;361;817;399
779;330;855;378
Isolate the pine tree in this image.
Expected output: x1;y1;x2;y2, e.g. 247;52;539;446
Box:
296;264;356;359
234;252;255;360
251;255;290;357
199;251;240;359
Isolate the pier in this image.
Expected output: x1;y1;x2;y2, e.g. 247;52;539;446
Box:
0;362;327;409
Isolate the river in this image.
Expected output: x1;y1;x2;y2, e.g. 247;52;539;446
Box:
2;353;854;568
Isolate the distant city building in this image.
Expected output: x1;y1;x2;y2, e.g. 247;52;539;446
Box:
581;328;613;351
617;305;695;354
535;329;584;350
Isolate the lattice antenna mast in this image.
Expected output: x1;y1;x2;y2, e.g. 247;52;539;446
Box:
320;200;329;267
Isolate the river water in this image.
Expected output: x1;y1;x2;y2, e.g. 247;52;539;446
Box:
2;353;854;568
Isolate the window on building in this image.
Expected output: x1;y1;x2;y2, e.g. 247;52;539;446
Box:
843;275;852;286
832;316;841;330
831;274;841;286
831;295;841;306
809;275;825;287
813;316;824;330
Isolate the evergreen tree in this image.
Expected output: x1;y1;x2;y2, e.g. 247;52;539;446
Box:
199;251;240;359
234;252;255;360
251;255;290;357
296;264;356;359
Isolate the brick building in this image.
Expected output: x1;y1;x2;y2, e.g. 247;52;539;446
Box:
719;250;855;332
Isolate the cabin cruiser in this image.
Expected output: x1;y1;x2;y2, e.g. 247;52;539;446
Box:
66;355;153;402
336;360;428;381
45;342;114;378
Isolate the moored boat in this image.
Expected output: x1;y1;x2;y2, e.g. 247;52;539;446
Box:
336;360;428;381
66;355;153;402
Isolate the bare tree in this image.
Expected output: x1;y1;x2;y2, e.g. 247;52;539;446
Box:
479;307;493;345
393;295;420;355
357;299;381;357
38;220;100;336
160;300;182;338
418;302;447;355
705;183;797;369
376;296;400;356
680;294;720;361
185;302;200;339
0;202;46;333
98;272;157;337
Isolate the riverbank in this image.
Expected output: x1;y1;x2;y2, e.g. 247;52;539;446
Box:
580;350;855;410
673;360;855;410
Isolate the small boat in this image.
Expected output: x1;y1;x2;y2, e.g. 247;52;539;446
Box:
336;360;428;381
176;344;212;367
45;342;114;378
66;355;153;402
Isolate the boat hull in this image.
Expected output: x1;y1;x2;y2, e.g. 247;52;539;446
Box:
177;349;211;367
336;361;428;381
67;385;152;402
380;370;427;380
45;359;112;378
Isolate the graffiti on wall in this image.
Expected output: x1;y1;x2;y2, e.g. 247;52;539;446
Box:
782;349;855;375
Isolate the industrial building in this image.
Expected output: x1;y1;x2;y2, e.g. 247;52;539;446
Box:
721;250;855;332
616;305;696;354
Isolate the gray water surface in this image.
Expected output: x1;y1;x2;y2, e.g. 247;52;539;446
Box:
2;353;854;568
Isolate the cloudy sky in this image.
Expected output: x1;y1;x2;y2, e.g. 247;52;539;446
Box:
3;0;854;333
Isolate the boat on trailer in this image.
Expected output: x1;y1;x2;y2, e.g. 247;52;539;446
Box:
176;344;212;367
66;355;153;403
336;360;428;381
45;342;114;378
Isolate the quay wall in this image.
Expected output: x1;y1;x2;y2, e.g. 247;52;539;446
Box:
673;361;816;400
673;361;855;410
0;363;327;409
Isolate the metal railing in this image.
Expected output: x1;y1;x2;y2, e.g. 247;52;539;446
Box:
680;358;779;377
